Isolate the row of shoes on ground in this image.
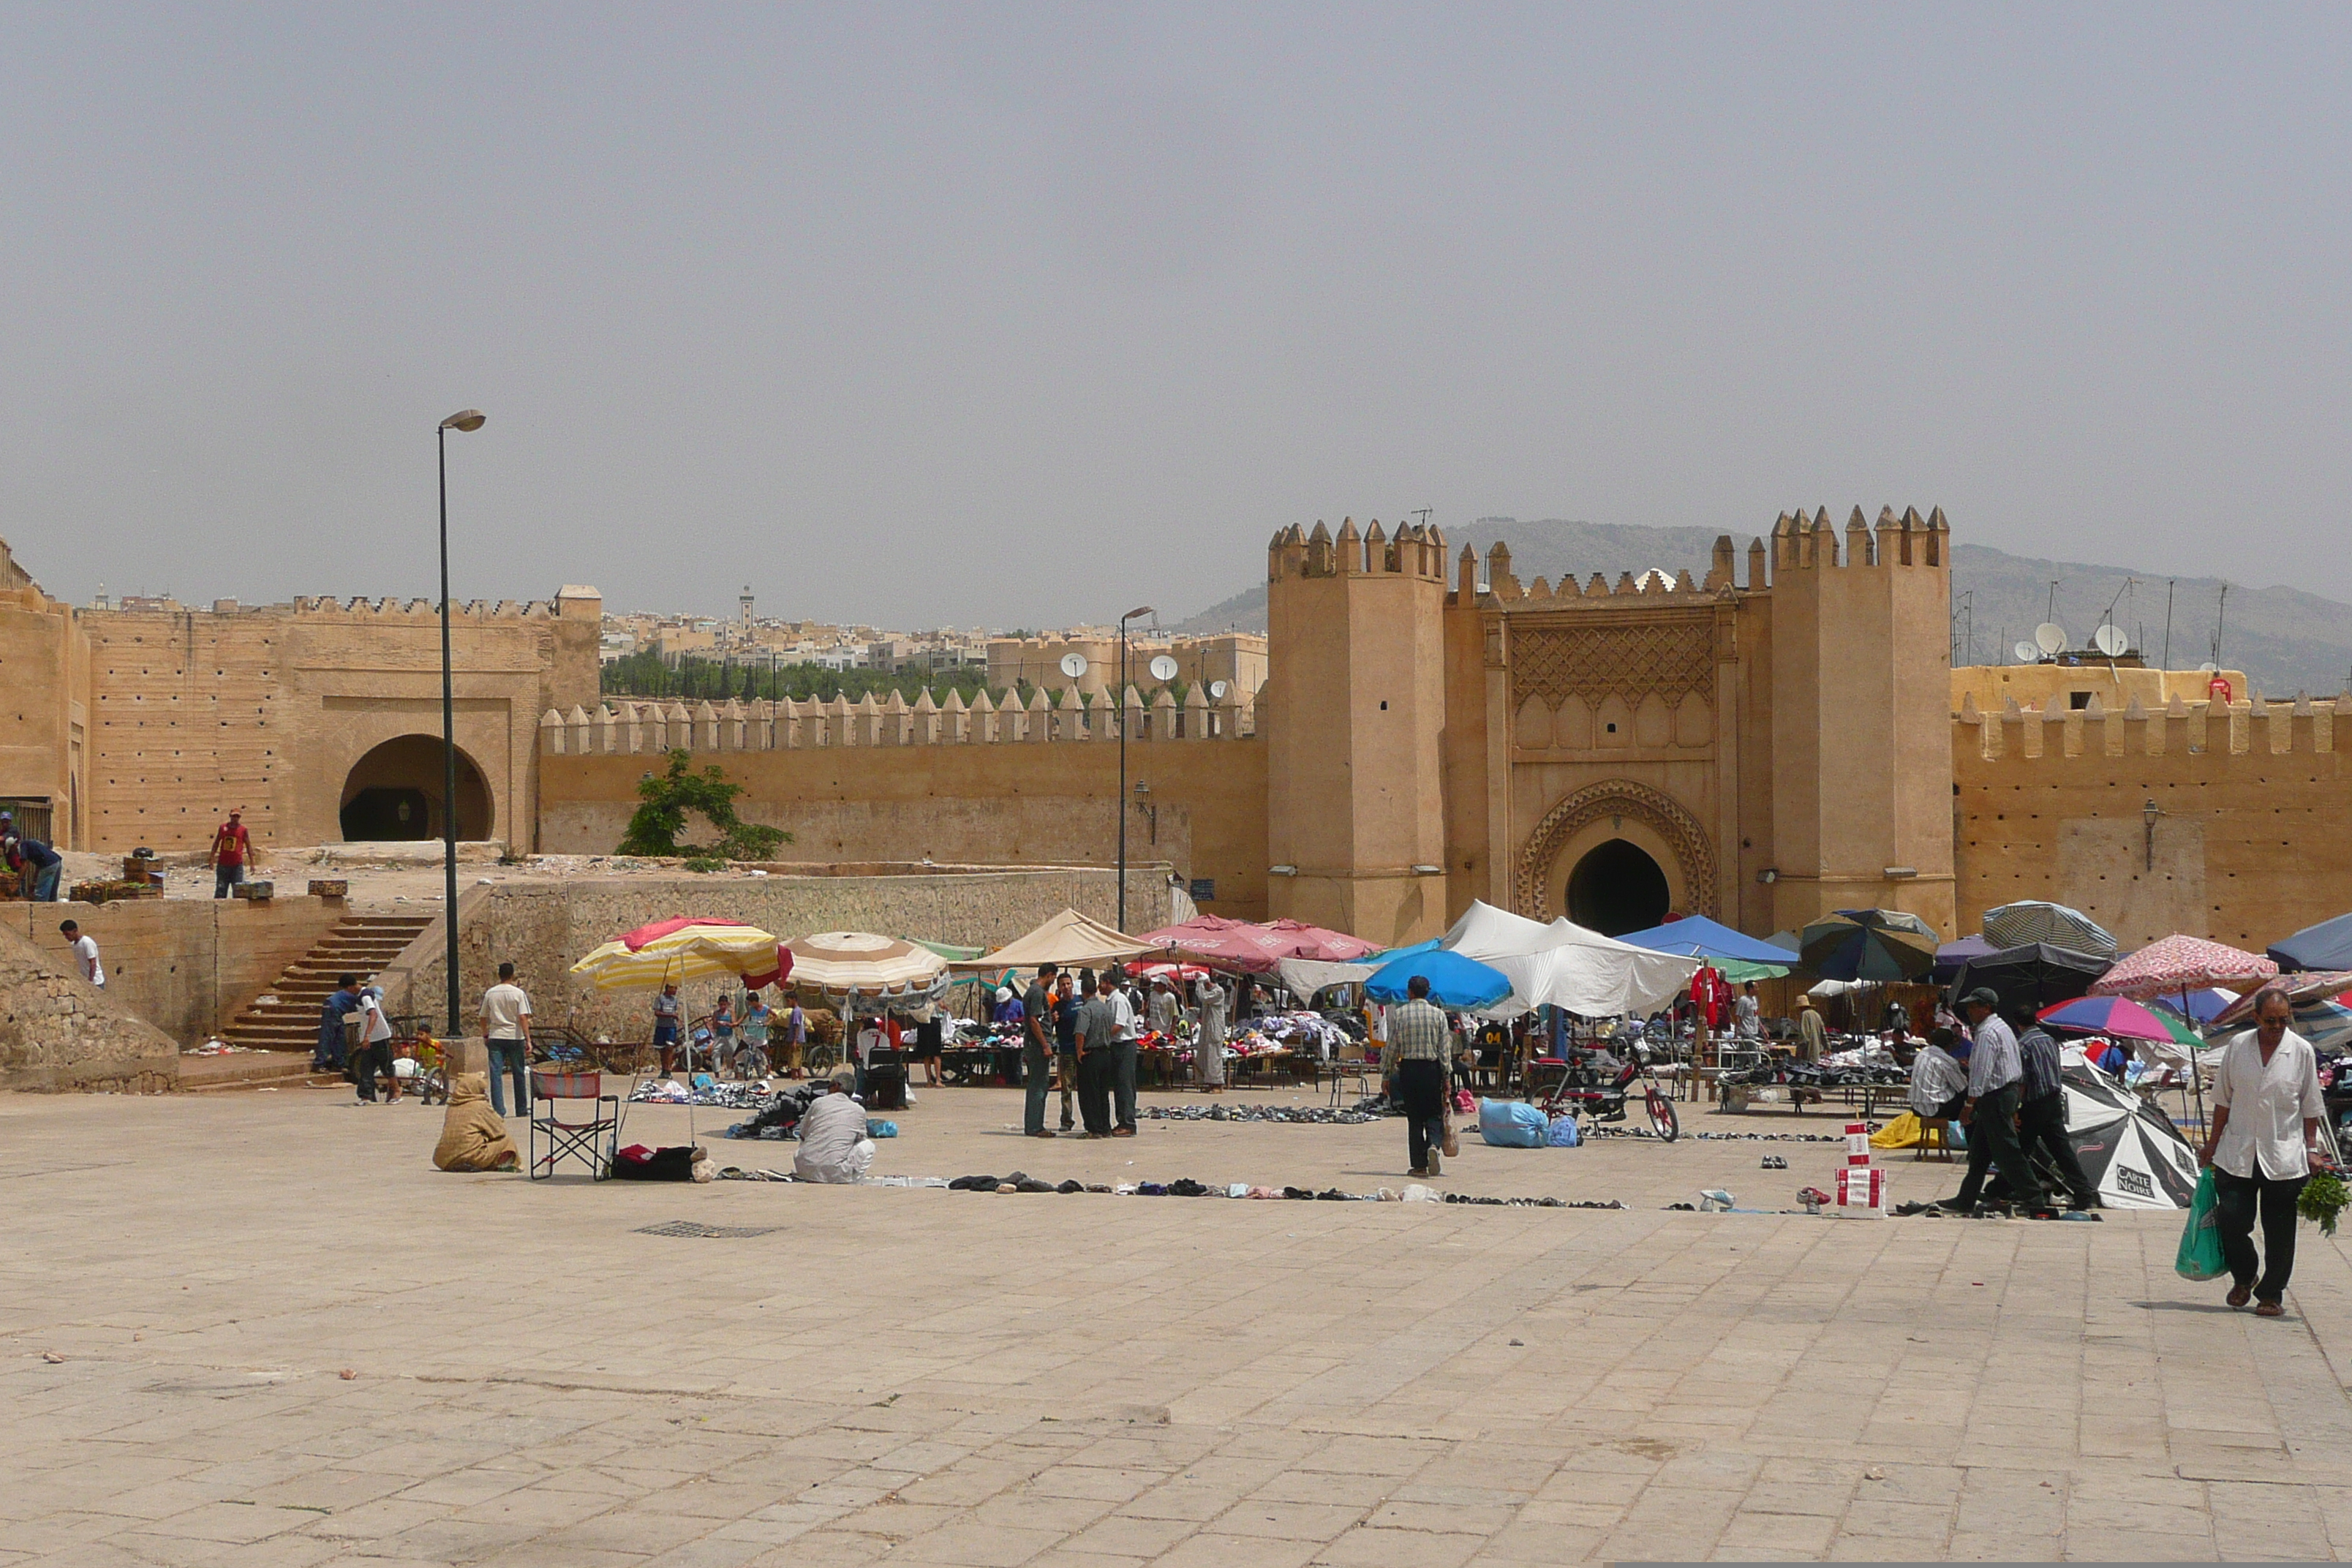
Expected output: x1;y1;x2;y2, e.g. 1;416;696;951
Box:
1143;1104;1379;1125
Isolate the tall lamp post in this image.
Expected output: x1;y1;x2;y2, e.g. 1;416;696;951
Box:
1117;605;1154;930
437;409;486;1036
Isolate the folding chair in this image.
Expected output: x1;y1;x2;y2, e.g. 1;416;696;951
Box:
1327;1041;1373;1106
529;1068;621;1181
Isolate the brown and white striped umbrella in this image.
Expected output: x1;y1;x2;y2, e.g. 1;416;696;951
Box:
783;930;949;1006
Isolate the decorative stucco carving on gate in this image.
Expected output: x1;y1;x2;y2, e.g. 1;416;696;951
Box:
1513;778;1719;921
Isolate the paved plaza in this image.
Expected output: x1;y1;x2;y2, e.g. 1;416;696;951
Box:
6;1080;2352;1564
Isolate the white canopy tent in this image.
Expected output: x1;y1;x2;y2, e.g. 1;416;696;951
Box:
1441;901;1699;1017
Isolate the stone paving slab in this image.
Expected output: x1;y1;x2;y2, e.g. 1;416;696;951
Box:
4;1081;2352;1562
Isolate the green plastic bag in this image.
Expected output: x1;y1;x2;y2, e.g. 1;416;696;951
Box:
2176;1167;2228;1281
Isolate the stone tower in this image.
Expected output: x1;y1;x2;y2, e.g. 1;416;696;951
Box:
1765;505;1956;935
1262;518;1452;946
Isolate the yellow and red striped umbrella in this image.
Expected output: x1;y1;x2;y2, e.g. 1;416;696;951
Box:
569;917;790;992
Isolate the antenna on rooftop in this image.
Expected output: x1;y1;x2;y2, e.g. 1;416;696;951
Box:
2092;625;2128;658
2033;622;2069;658
2212;582;2229;669
2013;640;2041;665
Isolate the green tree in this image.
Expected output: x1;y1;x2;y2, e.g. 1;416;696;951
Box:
617;750;791;863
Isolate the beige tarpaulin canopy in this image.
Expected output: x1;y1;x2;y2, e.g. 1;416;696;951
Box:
965;908;1158;972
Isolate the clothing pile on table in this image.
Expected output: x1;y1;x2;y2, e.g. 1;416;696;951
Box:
627;1076;771;1110
720;1082;832;1140
1141;1102;1377;1126
1252;1011;1352;1060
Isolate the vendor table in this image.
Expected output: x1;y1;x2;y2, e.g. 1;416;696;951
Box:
938;1044;1024;1087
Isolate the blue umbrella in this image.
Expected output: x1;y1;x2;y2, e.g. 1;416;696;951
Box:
1613;916;1797;967
1364;948;1512;1009
2269;913;2352;973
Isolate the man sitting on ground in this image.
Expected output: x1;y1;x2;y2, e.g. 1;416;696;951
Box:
793;1074;874;1184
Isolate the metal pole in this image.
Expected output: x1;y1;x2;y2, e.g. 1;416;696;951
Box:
1117;622;1128;932
439;426;461;1037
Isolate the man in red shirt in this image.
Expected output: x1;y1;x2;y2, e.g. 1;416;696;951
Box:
209;808;253;899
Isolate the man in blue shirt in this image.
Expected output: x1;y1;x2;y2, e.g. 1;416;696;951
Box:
316;974;363;1073
1939;987;2051;1215
9;834;62;901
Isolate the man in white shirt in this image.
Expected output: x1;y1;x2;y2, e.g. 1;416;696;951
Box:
59;921;103;989
354;984;399;1104
1106;972;1140;1136
794;1076;873;1183
1907;1028;1970;1120
2204;986;2329;1316
478;962;533;1119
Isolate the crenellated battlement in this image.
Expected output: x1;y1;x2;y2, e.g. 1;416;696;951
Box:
540;683;1257;757
1956;690;2352;761
1771;505;1946;572
89;587;600;624
1267;519;1449;583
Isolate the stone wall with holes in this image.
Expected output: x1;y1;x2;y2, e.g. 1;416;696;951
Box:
0;920;181;1091
533;693;1270;921
0;895;344;1046
79;590;601;854
1953;691;2352;950
372;867;1172;1041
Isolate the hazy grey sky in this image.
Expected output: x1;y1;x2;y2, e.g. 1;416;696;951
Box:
4;4;2346;627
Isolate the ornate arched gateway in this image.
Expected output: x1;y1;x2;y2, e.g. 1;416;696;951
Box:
1512;779;1719;924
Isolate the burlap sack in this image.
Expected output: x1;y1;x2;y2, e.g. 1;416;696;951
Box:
433;1073;520;1172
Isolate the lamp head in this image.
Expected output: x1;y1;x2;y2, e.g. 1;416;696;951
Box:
440;410;487;433
1122;605;1156;623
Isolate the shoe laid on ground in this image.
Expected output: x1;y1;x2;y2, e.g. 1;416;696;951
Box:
2227;1284;2253;1308
2255;1300;2285;1318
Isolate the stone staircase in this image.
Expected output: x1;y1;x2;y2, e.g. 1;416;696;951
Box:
197;915;436;1082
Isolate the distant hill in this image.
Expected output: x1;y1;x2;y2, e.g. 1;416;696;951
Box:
1167;518;2352;698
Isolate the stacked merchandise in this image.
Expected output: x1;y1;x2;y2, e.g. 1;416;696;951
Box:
722;1082;832;1141
627;1077;772;1110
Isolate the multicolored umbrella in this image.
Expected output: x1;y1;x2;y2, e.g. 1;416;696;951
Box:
2152;987;2239;1025
569;918;789;992
2088;935;2277;1000
1983;900;2118;959
1800;909;1940;981
2037;995;2196;1047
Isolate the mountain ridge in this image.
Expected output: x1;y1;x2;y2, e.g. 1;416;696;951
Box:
1166;518;2352;697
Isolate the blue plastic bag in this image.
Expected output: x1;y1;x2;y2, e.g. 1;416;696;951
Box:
1477;1098;1550;1148
2176;1167;2227;1281
868;1119;898;1139
1546;1114;1581;1147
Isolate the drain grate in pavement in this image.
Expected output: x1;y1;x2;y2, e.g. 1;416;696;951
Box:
634;1221;783;1239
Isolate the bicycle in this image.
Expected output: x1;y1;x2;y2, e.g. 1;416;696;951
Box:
1532;1043;1680;1142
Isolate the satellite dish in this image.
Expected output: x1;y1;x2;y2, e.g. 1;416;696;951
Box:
2013;641;2041;664
2198;661;2217;674
1207;680;1230;700
2092;625;2128;657
1058;652;1088;679
1149;654;1179;682
2033;622;2070;657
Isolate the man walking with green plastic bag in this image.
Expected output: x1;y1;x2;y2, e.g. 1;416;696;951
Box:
2200;984;2327;1317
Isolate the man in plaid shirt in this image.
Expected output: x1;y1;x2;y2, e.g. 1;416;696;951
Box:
1379;975;1453;1177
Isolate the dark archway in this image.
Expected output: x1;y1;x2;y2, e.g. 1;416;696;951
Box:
340;736;493;842
1566;838;1670;936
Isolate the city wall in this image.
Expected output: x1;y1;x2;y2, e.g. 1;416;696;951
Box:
1;895;344;1047
375;866;1170;1040
1953;691;2352;950
534;690;1271;921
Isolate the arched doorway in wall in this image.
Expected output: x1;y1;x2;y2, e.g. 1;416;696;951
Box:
339;736;493;842
1565;838;1671;936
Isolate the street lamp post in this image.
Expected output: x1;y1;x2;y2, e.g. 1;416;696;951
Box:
1117;605;1155;930
437;409;486;1037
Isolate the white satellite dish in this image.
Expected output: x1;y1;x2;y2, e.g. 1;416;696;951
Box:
2013;641;2041;664
1058;652;1088;679
1207;679;1230;700
2092;625;2128;657
2198;661;2217;674
1148;654;1179;682
2033;622;2070;657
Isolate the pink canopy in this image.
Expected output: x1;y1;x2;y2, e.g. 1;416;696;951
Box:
2088;935;2276;1000
1138;915;1380;974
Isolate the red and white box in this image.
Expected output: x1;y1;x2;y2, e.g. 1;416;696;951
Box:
1845;1122;1874;1166
1835;1165;1886;1216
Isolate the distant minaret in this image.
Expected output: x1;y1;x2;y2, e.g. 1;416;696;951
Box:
739;585;755;624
